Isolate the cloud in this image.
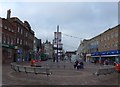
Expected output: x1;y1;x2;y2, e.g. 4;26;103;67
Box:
0;2;118;51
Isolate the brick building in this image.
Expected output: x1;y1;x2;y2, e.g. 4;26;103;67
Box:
1;9;34;63
91;25;119;63
77;24;120;64
2;17;16;63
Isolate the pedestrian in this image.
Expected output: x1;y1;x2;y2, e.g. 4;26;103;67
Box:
113;61;116;66
104;59;108;65
74;60;79;69
80;61;84;69
94;60;97;64
77;62;81;69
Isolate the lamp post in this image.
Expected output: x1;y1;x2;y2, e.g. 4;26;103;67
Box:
56;25;59;62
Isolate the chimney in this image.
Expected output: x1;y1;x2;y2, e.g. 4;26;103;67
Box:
7;9;11;19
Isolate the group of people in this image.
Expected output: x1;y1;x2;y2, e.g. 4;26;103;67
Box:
74;60;84;69
93;59;117;66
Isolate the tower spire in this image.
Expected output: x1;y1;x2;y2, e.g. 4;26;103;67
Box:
57;25;59;32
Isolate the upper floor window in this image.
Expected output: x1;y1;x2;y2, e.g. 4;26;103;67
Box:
17;38;19;44
0;33;1;44
20;39;22;45
18;27;20;32
0;23;2;28
112;42;115;47
101;37;103;42
107;35;110;40
115;41;118;47
115;32;118;38
8;28;11;31
104;36;106;41
4;26;7;29
26;33;28;37
21;29;23;34
111;32;114;38
11;29;14;32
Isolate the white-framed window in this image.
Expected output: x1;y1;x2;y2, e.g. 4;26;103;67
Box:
8;28;11;31
112;42;114;47
115;41;118;47
0;23;2;28
21;29;23;34
107;34;110;40
111;32;114;38
7;36;10;44
4;26;7;29
20;39;22;45
11;29;14;32
3;35;6;44
115;32;118;38
104;36;106;41
101;37;103;42
107;43;110;48
11;37;13;45
17;38;19;44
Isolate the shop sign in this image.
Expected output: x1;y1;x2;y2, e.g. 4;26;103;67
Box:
2;44;16;49
2;44;9;48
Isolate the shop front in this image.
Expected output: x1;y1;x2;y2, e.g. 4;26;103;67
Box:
2;44;16;64
91;50;120;65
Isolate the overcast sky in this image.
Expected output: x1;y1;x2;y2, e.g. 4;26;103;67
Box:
0;1;118;51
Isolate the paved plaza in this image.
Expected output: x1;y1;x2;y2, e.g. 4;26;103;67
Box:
2;60;120;85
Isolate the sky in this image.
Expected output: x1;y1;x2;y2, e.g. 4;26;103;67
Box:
0;1;118;51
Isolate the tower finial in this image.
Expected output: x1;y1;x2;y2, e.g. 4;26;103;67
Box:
57;25;59;32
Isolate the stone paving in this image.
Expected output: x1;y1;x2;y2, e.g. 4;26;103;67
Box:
2;60;119;85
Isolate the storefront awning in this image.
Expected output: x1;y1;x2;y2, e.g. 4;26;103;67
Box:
91;50;120;57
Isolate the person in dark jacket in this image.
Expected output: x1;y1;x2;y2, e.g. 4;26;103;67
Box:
74;60;79;69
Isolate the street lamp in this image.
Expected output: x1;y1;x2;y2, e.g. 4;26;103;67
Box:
56;25;59;62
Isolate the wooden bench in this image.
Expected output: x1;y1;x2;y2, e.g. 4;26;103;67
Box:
10;63;52;77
